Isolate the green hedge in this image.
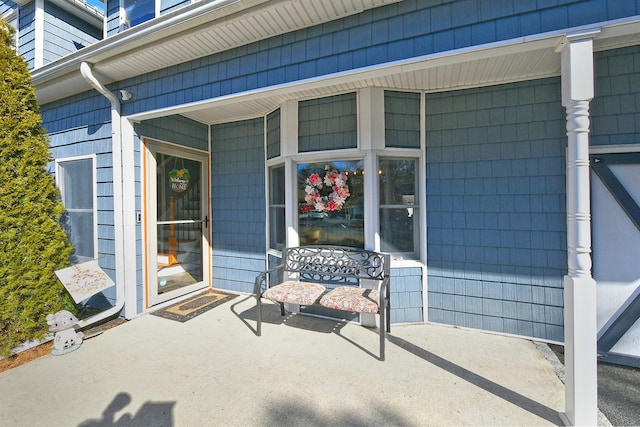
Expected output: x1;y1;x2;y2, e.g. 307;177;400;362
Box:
0;19;74;357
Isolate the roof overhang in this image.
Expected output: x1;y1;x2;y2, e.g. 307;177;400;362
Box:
49;0;103;28
130;17;640;126
31;3;640;126
32;0;401;104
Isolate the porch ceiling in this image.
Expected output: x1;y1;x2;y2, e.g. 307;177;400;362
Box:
177;38;565;125
135;18;640;126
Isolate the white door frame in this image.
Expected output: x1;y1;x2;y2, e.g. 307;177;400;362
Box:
144;138;211;307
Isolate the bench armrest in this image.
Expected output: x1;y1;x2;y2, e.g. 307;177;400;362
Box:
254;264;285;296
377;276;391;302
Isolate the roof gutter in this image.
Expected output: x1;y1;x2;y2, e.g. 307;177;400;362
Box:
76;61;125;328
31;0;263;86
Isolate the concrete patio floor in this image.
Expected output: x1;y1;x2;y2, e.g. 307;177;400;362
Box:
1;294;569;426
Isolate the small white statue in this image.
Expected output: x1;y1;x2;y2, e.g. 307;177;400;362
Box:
46;310;84;356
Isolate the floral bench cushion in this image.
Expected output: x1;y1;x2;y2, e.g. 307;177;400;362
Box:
261;281;326;305
319;286;380;314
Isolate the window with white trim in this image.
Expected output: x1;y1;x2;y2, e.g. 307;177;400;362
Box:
268;165;285;251
379;158;419;259
57;157;97;262
298;159;364;248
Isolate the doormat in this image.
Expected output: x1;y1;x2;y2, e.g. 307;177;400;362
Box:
150;289;237;322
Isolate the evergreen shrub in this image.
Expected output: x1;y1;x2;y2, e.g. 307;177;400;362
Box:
0;19;74;357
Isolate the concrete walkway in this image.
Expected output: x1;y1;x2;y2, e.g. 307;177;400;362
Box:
1;295;567;426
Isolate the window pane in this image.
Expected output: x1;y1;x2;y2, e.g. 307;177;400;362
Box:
379;158;419;258
123;0;155;28
380;208;416;253
269;165;285;205
65;211;95;259
269;207;286;251
269;165;285;251
379;158;417;205
60;159;93;209
298;160;364;248
59;158;95;260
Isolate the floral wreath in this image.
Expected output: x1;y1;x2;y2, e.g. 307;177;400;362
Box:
304;168;350;212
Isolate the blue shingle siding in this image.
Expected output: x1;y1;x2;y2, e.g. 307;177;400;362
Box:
43;2;101;65
18;1;34;68
390;267;423;323
105;0;119;37
592;45;640;146
210;118;266;294
385;91;421;149
112;0;640;118
42;93;119;303
135;115;208;151
298;93;357;152
266;109;281;160
426;78;566;342
1;1;17;16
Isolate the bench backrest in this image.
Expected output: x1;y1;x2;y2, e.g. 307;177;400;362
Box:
282;246;389;284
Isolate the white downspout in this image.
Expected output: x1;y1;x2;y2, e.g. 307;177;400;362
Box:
77;61;126;328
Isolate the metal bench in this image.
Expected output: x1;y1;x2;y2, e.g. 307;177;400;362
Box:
254;245;391;360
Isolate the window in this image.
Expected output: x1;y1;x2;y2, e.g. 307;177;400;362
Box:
57;157;96;262
379;158;419;259
122;0;155;29
268;165;286;251
298;160;364;248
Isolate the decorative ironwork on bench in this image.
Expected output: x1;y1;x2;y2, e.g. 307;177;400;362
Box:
254;245;391;360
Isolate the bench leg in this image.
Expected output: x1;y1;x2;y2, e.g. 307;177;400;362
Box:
379;307;386;361
256;294;262;336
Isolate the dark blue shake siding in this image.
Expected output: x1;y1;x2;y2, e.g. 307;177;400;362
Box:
426;78;567;342
117;0;640;119
210;118;267;294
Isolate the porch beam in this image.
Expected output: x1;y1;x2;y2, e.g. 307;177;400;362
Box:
559;29;599;427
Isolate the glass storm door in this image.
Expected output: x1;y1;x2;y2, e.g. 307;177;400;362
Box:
146;142;209;306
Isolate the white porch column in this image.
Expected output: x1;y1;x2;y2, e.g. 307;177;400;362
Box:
559;29;599;427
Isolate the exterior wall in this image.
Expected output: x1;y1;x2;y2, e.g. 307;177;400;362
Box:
210;118;267;294
136;115;208;151
391;267;423;323
42;91;118;303
592;45;640;147
43;1;101;65
105;0;118;37
35;0;640;335
116;0;640;118
426;78;567;342
17;0;35;68
1;0;17;16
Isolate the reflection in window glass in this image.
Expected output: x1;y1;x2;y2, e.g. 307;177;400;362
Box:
298;160;364;248
122;0;155;28
58;158;95;261
379;158;419;258
269;165;286;251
